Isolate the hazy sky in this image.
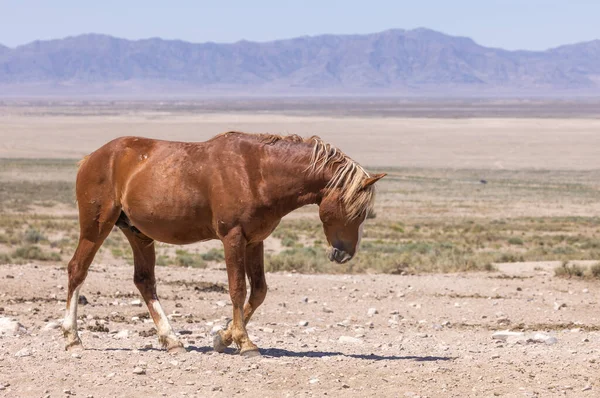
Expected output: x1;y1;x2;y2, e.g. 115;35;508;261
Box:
1;0;598;50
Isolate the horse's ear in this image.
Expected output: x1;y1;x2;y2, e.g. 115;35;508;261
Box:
361;173;386;189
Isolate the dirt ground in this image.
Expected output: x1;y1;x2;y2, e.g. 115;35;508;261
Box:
2;101;600;397
1;261;599;398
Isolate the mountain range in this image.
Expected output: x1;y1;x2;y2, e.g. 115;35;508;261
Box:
1;28;599;96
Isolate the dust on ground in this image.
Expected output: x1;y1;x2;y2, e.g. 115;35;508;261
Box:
1;261;598;397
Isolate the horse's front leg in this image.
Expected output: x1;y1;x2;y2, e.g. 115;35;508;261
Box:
214;229;260;356
214;241;266;354
241;242;267;326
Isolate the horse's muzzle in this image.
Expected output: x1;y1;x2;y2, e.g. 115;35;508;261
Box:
328;247;352;264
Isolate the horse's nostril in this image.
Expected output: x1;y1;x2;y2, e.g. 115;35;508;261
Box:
329;247;342;262
327;248;337;262
333;248;342;260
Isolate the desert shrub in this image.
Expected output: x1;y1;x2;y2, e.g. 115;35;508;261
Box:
391;223;404;233
24;228;47;244
104;235;127;247
482;262;496;271
50;237;75;250
156;255;169;266
507;237;524;245
0;253;11;264
352;244;495;274
281;236;298;247
495;253;525;263
201;248;225;262
175;250;206;268
552;246;577;255
0;180;75;211
274;229;299;245
589;263;600;279
266;247;331;273
0;233;12;244
12;245;61;261
554;262;585;278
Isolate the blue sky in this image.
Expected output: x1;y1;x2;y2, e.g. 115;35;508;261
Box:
1;0;598;50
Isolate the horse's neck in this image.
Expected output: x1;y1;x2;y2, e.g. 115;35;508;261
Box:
266;146;330;217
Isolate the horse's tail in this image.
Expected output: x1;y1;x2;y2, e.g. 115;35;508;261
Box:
77;155;90;171
74;155;90;204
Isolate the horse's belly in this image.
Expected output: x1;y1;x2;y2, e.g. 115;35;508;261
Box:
122;194;216;244
127;214;217;244
134;224;217;245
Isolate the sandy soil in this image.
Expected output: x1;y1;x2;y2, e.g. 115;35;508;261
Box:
1;261;598;398
2;112;600;170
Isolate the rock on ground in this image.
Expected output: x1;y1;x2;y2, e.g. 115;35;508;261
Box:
0;317;27;336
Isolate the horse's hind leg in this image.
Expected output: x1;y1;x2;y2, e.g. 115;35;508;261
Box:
63;203;119;350
120;227;184;353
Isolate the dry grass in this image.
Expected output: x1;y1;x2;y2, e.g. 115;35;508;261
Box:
267;216;600;274
554;261;600;279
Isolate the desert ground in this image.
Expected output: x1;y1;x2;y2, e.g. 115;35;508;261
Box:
1;100;600;397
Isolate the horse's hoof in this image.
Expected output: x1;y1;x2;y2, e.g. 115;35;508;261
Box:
240;348;261;358
213;333;228;353
64;338;83;352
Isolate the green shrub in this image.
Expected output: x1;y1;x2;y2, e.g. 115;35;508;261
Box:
175;250;206;268
24;228;46;244
266;247;330;273
201;248;225;262
495;253;525;263
554;262;585;278
281;236;298;247
12;245;61;261
156;255;169;266
507;237;524;245
391;223;404;233
0;253;11;264
589;263;600;279
50;237;75;250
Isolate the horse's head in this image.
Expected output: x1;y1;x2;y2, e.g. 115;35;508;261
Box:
319;173;386;263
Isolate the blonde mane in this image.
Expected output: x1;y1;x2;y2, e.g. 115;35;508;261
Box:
218;131;375;220
307;137;375;220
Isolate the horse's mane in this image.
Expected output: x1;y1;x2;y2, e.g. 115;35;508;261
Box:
307;137;375;220
216;131;306;145
219;131;375;220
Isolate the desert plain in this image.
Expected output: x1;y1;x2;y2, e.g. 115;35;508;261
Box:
1;99;600;397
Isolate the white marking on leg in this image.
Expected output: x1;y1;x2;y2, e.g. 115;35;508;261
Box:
63;285;81;334
151;300;175;338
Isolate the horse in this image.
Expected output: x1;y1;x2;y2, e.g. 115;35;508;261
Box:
62;131;385;356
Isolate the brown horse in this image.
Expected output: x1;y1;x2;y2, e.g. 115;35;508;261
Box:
62;131;385;356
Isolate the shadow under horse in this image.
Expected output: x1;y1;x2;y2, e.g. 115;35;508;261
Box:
62;131;385;356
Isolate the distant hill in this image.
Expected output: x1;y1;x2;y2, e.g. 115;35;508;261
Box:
1;28;599;96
